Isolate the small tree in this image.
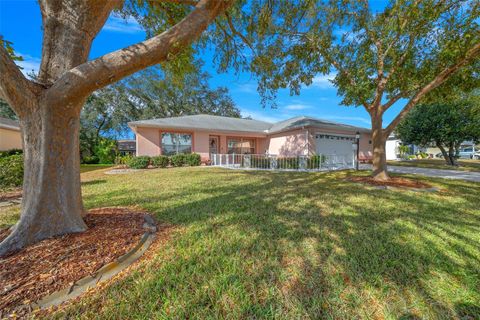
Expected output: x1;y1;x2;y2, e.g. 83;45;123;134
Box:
247;0;480;180
396;101;480;165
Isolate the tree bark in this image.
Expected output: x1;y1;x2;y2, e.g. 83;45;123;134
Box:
371;114;389;181
437;143;453;165
0;100;87;256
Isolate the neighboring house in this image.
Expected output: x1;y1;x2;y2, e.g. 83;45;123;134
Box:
128;115;372;162
0;117;22;151
386;133;402;160
117;139;136;156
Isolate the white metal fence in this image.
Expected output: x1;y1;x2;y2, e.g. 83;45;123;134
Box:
210;154;355;171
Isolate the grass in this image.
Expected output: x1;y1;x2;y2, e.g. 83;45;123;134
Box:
2;166;480;319
388;159;480;172
80;164;113;173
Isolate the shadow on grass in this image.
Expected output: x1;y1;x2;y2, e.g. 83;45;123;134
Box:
79;168;480;318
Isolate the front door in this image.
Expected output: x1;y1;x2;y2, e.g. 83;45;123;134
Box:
209;136;219;156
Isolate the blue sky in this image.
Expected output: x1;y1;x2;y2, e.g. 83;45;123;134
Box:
0;1;405;131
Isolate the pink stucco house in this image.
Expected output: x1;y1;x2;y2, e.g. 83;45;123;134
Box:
128;114;372;162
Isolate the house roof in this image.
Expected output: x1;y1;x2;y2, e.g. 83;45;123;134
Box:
0;117;20;131
117;139;136;151
128;114;370;135
129;114;272;134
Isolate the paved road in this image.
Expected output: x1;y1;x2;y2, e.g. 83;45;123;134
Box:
361;165;480;182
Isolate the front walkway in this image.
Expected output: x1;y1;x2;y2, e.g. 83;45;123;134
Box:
362;164;480;182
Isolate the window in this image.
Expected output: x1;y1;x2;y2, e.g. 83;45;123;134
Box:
227;138;255;154
161;133;192;155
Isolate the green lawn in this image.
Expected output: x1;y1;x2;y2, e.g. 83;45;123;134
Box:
388;159;480;172
79;164;113;173
2;167;479;319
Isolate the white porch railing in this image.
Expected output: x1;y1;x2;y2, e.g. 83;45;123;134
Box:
210;154;355;171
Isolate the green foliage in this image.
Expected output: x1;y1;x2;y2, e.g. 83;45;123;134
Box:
0;154;23;189
277;157;299;169
94;138;117;164
184;153;201;166
170;154;186;167
82;155;100;165
0;149;22;158
307;154;326;169
127;156;151;169
250;156;271;169
151;155;170;168
115;154;133;165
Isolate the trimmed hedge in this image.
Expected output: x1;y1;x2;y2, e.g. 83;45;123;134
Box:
151;155;169;168
170;154;186;167
0;149;22;158
0;154;23;189
185;153;201;166
127;156;151;169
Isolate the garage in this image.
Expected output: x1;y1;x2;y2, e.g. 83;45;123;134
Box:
315;133;355;157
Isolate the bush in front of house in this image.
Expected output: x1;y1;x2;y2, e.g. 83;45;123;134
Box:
184;153;201;166
115;154;133;166
170;154;186;167
307;154;326;169
82;155;100;164
127;156;151;169
0;154;24;189
277;157;299;169
151;155;170;168
0;149;23;158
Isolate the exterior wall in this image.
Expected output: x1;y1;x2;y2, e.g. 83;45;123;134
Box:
133;125;373;160
0;128;22;151
136;127;160;156
267;129;310;156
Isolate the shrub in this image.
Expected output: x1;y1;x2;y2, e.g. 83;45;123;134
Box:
127;156;150;169
115;154;133;165
151;155;170;168
185;153;201;166
250;156;271;168
0;154;24;189
82;155;100;164
170;154;186;167
0;149;23;158
308;155;326;169
94;138;117;164
277;157;299;169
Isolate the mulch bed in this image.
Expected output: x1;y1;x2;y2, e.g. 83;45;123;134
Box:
0;188;22;202
348;176;433;189
0;207;150;316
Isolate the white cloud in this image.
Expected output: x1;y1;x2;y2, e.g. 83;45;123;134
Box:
310;72;337;89
15;53;41;76
284;103;311;111
234;82;257;94
103;14;143;34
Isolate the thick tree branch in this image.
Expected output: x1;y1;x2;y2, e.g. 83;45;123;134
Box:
384;42;480;136
381;91;405;111
47;0;234;105
0;45;40;115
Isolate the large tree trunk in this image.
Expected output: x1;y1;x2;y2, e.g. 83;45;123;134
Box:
371;114;389;181
0;100;87;256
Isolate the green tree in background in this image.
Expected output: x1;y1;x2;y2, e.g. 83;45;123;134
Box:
396;95;480;166
244;0;480;180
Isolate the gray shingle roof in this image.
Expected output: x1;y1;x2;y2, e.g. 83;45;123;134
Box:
0;117;20;131
128;114;370;134
129;114;272;134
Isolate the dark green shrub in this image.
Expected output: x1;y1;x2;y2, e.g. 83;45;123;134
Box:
0;149;23;158
127;156;150;169
170;154;186;167
151;155;170;168
82;155;100;164
308;155;326;169
250;156;271;168
0;154;23;189
277;157;299;169
185;153;201;166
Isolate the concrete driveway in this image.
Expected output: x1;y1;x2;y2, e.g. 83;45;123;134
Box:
362;165;480;183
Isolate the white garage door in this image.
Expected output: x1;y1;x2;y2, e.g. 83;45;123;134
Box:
315;134;354;157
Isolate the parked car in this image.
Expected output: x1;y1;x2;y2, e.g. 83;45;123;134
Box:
458;147;476;159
